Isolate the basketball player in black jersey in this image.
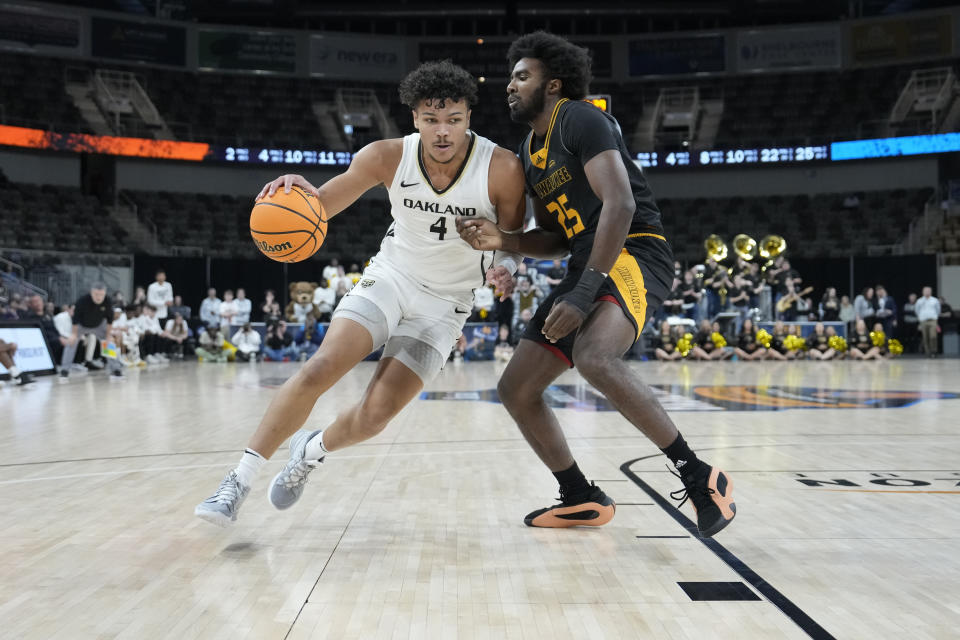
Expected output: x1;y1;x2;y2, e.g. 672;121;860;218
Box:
458;32;735;537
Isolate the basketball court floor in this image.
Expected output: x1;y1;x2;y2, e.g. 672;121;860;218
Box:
1;357;958;639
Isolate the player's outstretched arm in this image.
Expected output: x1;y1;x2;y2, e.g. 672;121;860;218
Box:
457;196;568;259
254;140;402;219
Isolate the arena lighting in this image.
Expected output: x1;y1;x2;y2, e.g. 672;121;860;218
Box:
2;123;957;169
830;133;960;160
0;124;210;161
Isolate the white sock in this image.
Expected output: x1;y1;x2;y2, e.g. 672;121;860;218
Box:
8;366;21;378
303;430;329;461
233;448;267;487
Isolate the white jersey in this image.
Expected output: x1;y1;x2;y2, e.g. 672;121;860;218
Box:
375;131;498;304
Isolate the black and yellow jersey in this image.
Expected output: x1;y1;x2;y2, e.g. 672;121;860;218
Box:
520;98;665;268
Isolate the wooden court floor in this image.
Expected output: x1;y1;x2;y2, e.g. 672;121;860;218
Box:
1;357;958;639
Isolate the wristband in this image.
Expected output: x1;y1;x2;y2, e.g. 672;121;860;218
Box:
557;268;607;315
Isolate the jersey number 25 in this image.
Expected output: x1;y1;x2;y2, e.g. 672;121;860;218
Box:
546;194;584;239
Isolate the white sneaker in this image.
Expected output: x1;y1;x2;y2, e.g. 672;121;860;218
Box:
145;354;160;364
269;429;323;510
157;353;169;362
195;470;251;527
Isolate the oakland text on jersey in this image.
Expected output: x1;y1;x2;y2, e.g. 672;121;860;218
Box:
402;198;477;216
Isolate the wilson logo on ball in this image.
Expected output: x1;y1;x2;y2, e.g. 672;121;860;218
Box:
256;239;294;253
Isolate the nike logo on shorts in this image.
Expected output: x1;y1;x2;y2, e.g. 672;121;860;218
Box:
455;308;470;314
400;180;419;188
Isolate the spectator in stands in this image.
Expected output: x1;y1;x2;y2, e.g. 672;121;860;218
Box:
219;290;237;332
44;300;55;318
9;292;26;316
53;304;79;370
0;301;15;320
266;301;283;325
147;268;174;322
0;339;34;385
164;312;190;359
512;275;542;326
679;270;703;323
196;324;227;363
734;318;766;361
659;280;683;319
839;295;855;330
853;287;876;324
728;274;750;330
132;286;146;306
806;323;836;360
312;281;336;322
60;282;123;379
494;324;514;362
334;278;351;307
654;321;681;361
849;318;882;360
902;292;919;352
800;295;818;322
294;320;326;361
701;256;722;317
235;288;252;325
345;264;363;286
170;295;191;322
21;295;61;362
915;286;941;357
820;287;840;321
328;265;349;293
264;320;296;361
322;259;340;286
470;285;495;322
260;289;276;321
114;303;142;367
200;288;221;328
777;280;802;322
231;323;262;362
138;304;170;364
113;290;126;309
544;259;565;291
874;285;897;337
512;308;533;346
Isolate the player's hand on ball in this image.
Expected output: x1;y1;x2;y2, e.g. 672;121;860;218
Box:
541;300;586;343
456;217;504;251
485;266;515;301
256;174;320;200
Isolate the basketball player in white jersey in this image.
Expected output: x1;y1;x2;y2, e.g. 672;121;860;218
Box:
195;61;526;527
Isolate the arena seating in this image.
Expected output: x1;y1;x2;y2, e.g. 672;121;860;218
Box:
2;50;957;151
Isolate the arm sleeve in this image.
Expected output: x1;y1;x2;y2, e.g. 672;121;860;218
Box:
559;104;621;166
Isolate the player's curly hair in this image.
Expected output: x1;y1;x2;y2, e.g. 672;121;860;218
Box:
507;31;592;100
398;60;478;110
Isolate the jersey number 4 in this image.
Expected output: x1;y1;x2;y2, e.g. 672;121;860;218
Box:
430;216;448;240
546;194;584;239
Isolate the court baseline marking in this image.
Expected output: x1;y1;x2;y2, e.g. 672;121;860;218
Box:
621;455;837;640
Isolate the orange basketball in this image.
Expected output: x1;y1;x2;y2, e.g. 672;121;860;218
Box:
250;185;327;262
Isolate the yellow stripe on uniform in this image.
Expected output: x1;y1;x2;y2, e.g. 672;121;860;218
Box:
627;232;666;241
608;249;648;340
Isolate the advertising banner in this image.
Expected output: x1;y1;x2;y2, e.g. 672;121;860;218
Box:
628;34;726;76
198;29;297;73
311;33;407;80
0;326;54;375
737;26;841;71
851;14;952;65
0;5;81;53
91;16;186;66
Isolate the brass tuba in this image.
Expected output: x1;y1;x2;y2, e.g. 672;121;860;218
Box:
733;234;757;261
703;234;728;262
758;234;786;261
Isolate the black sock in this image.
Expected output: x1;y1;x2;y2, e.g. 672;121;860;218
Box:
553;462;591;499
661;433;704;477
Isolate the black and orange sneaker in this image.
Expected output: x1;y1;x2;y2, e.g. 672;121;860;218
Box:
524;484;616;528
670;464;736;537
